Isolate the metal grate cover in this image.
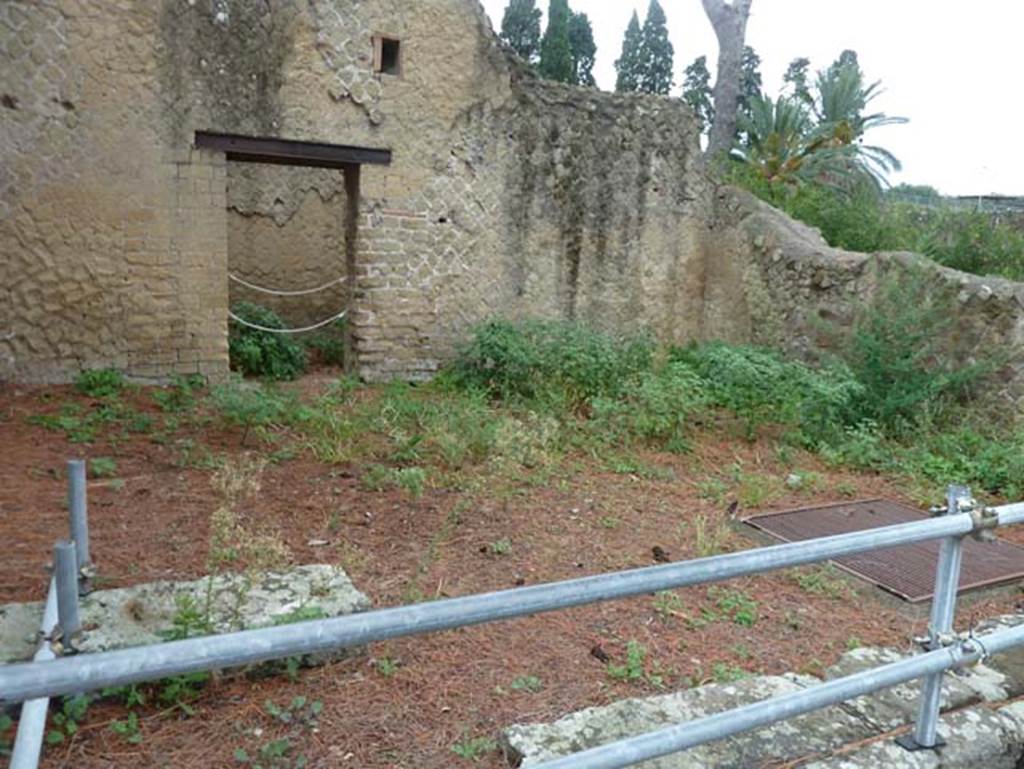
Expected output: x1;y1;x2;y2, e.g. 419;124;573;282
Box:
743;498;1024;603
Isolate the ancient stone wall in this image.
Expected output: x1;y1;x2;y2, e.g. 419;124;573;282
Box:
1;0;713;383
704;186;1024;401
1;1;229;382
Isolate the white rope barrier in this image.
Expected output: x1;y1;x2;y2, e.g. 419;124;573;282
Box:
228;309;347;334
229;273;347;297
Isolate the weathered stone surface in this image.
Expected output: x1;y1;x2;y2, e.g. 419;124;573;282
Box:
501;674;875;768
823;647;1007;730
804;707;1024;769
706;186;1024;404
1;0;709;384
0;565;369;664
501;638;1024;768
971;614;1024;696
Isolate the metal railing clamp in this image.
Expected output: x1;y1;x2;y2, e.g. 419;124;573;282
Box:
971;506;999;542
914;629;958;652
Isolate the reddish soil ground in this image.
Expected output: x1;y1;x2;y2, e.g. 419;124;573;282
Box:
2;376;1023;768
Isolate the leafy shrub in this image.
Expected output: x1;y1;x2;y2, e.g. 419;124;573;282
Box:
229;302;308;381
910;206;1024;280
152;374;205;413
590;362;707;451
729;166;1024;281
672;343;861;442
448;319;653;409
840;270;991;435
74;368;125;398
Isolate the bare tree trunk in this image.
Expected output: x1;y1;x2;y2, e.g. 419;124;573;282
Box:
702;0;753;159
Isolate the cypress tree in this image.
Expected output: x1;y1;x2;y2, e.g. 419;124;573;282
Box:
783;56;812;103
568;12;597;87
638;0;674;95
500;0;543;64
538;0;574;84
737;45;762;118
614;11;643;92
682;55;714;132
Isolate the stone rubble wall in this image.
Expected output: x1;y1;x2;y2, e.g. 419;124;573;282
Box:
5;1;1022;393
703;186;1024;403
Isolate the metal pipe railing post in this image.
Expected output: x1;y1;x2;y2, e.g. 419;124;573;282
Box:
899;485;970;751
7;579;58;769
54;539;81;647
66;458;90;591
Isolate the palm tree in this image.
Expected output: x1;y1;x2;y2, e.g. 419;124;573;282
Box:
812;63;908;188
732;93;847;186
732;62;906;192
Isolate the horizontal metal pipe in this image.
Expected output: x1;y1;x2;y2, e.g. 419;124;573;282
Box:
0;512;976;704
995;502;1024;527
533;623;1024;769
8;579;59;769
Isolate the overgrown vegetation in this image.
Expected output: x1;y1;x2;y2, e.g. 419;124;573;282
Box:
229;302;309;381
731;167;1024;280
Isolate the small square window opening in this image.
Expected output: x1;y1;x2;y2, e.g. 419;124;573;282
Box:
374;36;402;76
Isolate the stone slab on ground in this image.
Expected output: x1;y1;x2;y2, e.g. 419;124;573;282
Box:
502;643;1019;768
824;646;1009;730
501;674;876;768
804;705;1024;769
0;564;369;664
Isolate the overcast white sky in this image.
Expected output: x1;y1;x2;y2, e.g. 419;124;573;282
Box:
479;0;1023;196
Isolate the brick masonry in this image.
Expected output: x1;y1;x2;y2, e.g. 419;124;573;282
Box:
4;1;1022;397
0;0;709;383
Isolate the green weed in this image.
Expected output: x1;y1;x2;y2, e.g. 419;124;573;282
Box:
606;640;664;688
0;713;13;757
152;374;205;413
46;695;90;745
74;368;125;398
88;456;118;478
110;711;143;744
234;738;307;768
264;697;322;728
451;735;498;761
652;591;684;620
209;380;305;445
688;514;735;557
709;587;758;627
711;662;749;683
792;565;854;599
509;675;543;693
487;538;512;556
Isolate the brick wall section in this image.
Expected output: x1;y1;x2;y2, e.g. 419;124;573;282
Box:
1;0;713;384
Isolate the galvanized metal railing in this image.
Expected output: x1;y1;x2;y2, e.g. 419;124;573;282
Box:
8;460;89;769
4;479;1024;769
